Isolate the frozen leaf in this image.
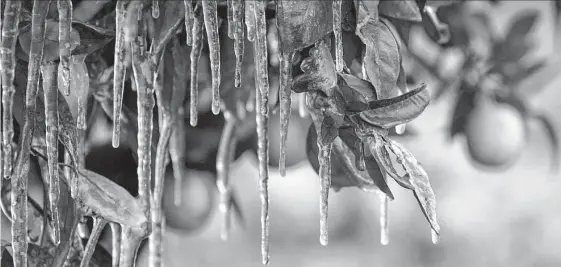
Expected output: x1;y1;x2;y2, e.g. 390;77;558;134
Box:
71;21;115;56
292;42;337;94
384;139;440;235
532;113;559;173
354;0;379;33
276;1;333;52
356;83;430;128
378;0;422;22
76;169;147;227
358;19;401;99
18;19;81;62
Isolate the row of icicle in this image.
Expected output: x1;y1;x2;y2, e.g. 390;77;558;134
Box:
0;0;393;266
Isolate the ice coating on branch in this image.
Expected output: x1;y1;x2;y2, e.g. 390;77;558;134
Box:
233;0;245;87
1;1;22;179
333;0;344;72
202;0;221;115
190;4;203;126
184;0;194;45
217;112;237;240
112;0;128;148
278;51;293;177
42;61;61;245
58;0;72;96
12;1;51;265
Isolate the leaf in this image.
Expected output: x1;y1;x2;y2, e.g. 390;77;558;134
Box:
504;10;540;43
76;169;147;227
306;125;393;197
276;1;333;52
502;60;546;86
378;0;422;22
384;139;440;234
152;0;185;54
1;244;14;267
492;40;532;65
357;19;402;99
355;83;430;128
338;73;377;100
354;0;380;33
532;113;559;173
449;81;477;139
292;41;337;94
71;21;115;56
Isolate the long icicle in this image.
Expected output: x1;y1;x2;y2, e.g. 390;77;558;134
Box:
112;0;128;148
190;4;203;127
1;1;22;180
379;192;389;245
332;0;343;72
169;107;186;205
201;0;221;115
0;5;3;255
11;1;51;265
277;51;293;177
110;223;121;267
42;61;61;245
79;217;108;267
232;0;244;88
317;141;332;246
216;112;237;240
58;0;72;96
253;0;270;263
184;0;194;45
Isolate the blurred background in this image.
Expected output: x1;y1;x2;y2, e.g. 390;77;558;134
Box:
3;1;561;267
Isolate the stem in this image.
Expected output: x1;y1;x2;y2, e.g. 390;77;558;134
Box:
80;218;108;267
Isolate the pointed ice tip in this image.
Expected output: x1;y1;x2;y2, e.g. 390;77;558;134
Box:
190;118;198;127
395;124;406;135
279;164;286;177
381;237;389;246
262;255;270;265
431;229;440;244
212;105;221;115
320;236;328;246
220;231;229;241
112;137;120;148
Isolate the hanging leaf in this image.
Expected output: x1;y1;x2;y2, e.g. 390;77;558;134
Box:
353;83;430;128
276;1;333;52
450;81;477;139
378;0;422;22
383;139;440;235
531;113;560;173
357;19;401;99
75;169;147;227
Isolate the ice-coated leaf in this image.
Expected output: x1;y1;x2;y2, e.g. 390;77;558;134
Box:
76;169;146;227
292;42;337;94
354;0;379;33
358;19;401;100
350;84;429;128
276;0;333;52
71;21;115;56
384;139;440;235
306;125;393;197
449;81;477;139
532;113;559;173
152;0;185;56
504;10;539;44
18;19;81;62
378;0;422;22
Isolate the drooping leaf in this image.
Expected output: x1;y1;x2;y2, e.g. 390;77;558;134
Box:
76;169;147;227
450;81;477;139
357;19;401;99
532;113;559;173
378;0;422;22
384;139;440;235
276;1;333;52
355;84;430;128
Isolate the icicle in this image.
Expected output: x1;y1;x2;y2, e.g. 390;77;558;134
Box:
79;217;108;267
11;1;50;265
356;141;366;171
379;192;389;245
317;142;332;246
110;223;121;267
298;93;308;118
245;0;256;42
58;0;72;96
119;226;145;267
227;0;234;39
170;108;186;206
41;61;61;245
278;51;293;177
190;5;203;127
431;229;440;244
184;0;194;45
1;1;22;179
254;0;271;261
216;112;237;240
112;0;128;148
152;0;160;18
332;0;343;72
232;0;245;88
202;0;221;115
